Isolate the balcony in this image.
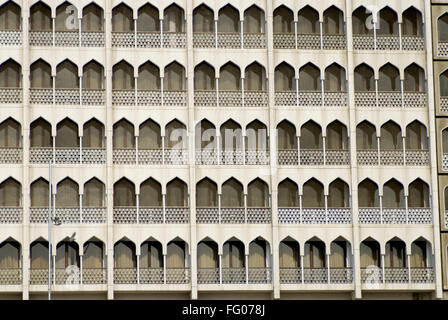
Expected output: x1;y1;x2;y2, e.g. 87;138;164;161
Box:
30;147;106;164
137;90;162;106
442;153;448;171
112;90;186;106
353;35;423;51
357;150;429;167
112;32;186;48
29;31;52;46
114;267;191;285
280;268;352;284
273;33;295;49
218;91;242;107
0;88;22;104
139;268;164;284
196;207;271;224
278;208;352;224
162;33;187;48
361;267;434;284
0;207;22;224
438;41;448;57
113;206;189;224
197;268;219;284
30;30;105;47
114;268;137;284
29;207;106;224
137;32;161;48
193;32;215;48
217;32;240;49
82;268;107;284
113;148;188;165
0;269;22;285
0;30;22;46
29;269;48;285
248;268;271;284
81;31;105;47
358;207;432;224
0;147;22;164
277;150;349;166
354;92;427;108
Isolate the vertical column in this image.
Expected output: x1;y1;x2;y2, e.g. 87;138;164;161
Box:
345;0;362;299
214;20;218;49
240;20;244;49
22;0;31;299
379;195;383;224
377;136;381;166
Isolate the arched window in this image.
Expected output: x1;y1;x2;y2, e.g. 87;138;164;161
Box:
167;240;186;268
247;179;269;207
196;178;217;207
300;121;322;149
404;64;425;92
113;61;134;90
56;60;78;89
164;4;184;33
56;178;79;207
218;5;239;33
408;179;429;208
56;118;79;148
402;7;423;37
328;179;349;208
278;179;298;207
245;63;266;91
410;240;427;268
352;6;372;35
220;120;242;152
440;70;448;97
246;120;268;151
219;63;240;91
113;178;135;207
244;6;265;34
277;121;296;150
0;59;21;87
30;178;49;207
84;240;104;269
138;61;160;90
140;240;162;268
380;121;402;150
83;119;104;148
275;63;294;91
0;118;21;148
221;178;243;207
56;2;78;31
137;4;159;32
360;240;380;267
30;240;49;268
195;119;216;150
0;1;21;30
323;6;344;35
30;2;52;31
354;64;374;91
273;6;293;34
194;62;215;90
438;13;448;42
0;239;20;269
114;240;136;268
112;4;133;32
249;239;267;268
325;64;346;92
165;120;187;149
0;178;21;207
83;178;104;207
83;61;104;90
56;241;79;268
299;64;321;91
279;240;299;268
113;119;134;149
406;121;427;150
30;59;52;88
140;178;162;207
304;240;325;268
378;7;398;35
193;5;213;33
30;118;52;148
139;119;161;149
164;62;185;91
378;64;400;92
82;3;103;32
197;241;218;269
222;240;244;268
297;6;319;34
330;241;348;268
385;240;406;267
358;179;379;207
166;178;188;207
443;128;448;154
383;179;405;208
356;121;377;150
326;121;348;150
302;179;324;208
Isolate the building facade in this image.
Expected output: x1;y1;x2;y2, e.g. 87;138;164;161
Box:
0;0;445;299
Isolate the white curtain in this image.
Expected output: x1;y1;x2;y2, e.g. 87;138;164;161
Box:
140;179;162;207
82;4;103;32
83;179;104;207
197;242;217;268
0;242;19;268
0;179;21;207
83;242;103;268
31;179;49;207
56;120;79;148
114;241;136;268
167;242;185;268
166;180;187;207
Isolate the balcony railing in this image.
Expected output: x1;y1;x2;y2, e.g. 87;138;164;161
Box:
376;35;400;50
245;150;270;165
163;32;186;48
358;207;432;224
243;33;266;49
273;33;295;49
220;150;245;165
29;30;53;46
303;268;328;284
217;32;240;48
166;268;190;284
357;150;429;166
137;90;162;105
55;30;78;46
29;207;106;224
0;269;22;285
438;41;448;57
275;91;296;106
299;149;324;165
55;147;80;164
82;207;107;224
197;268;219;284
139;207;164;223
137;32;161;48
296;34;320;49
81;31;105;47
82;89;105;105
139;268;164;284
323;34;346;50
29;269;48;285
248;268;271;284
218;90;242;107
0;88;22;104
30;88;53;104
82;268;107;284
55;88;80;105
0;30;22;46
279;149;349;166
280;268;301;284
193;32;214;48
354;35;423;51
221;268;246;284
221;208;245;223
278;208;352;224
113;206;189;224
442;153;448;171
196;207;219;223
355;91;426;108
114;268;137;284
138;149;163;165
194;90;216;107
244;91;268;107
247;207;272;223
0;147;22;163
